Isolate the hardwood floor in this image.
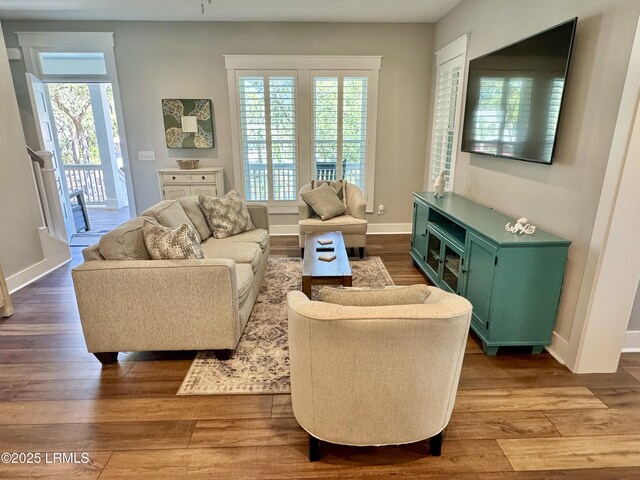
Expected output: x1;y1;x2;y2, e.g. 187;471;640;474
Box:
0;234;639;479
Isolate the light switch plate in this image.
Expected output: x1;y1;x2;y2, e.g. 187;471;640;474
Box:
138;151;156;161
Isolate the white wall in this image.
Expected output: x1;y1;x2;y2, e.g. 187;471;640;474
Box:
0;21;44;279
432;0;640;359
3;21;434;228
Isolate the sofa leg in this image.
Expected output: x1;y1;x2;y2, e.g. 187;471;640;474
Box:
358;247;365;258
309;435;321;462
300;248;305;258
213;349;233;360
94;352;118;364
430;432;443;456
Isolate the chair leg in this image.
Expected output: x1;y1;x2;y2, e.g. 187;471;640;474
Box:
309;435;321;462
358;247;365;258
94;352;118;364
430;432;442;456
300;248;305;258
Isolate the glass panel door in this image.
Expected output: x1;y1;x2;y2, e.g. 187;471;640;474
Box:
426;231;443;277
442;244;462;293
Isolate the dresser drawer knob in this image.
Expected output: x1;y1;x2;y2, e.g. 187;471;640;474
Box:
172;176;176;180
202;176;205;180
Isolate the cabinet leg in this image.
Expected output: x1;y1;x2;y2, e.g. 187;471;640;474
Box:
483;345;499;356
531;345;545;354
300;248;305;258
358;247;365;258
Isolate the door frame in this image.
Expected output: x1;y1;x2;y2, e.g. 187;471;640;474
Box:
17;32;137;218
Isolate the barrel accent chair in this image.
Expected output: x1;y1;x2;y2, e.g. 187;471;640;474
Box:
287;286;472;461
298;181;368;258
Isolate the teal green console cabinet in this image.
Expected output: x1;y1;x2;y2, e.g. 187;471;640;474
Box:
411;192;570;355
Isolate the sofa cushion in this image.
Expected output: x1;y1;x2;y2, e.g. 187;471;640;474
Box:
142;221;205;260
99;217;152;260
319;285;431;307
235;263;254;306
311;179;345;204
201;240;262;273
212;228;269;251
199;191;255;239
299;214;367;235
177;195;212;241
142;200;200;243
301;183;346;221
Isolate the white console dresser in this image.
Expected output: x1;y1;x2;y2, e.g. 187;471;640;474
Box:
157;167;225;200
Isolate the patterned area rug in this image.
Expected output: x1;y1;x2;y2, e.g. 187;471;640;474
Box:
178;256;394;395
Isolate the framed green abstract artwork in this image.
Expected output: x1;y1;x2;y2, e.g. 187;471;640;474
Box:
162;99;215;149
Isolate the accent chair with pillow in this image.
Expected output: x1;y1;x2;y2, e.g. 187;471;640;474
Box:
72;192;269;364
298;180;368;258
287;285;472;461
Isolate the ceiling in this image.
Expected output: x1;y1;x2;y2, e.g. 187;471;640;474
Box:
0;0;462;23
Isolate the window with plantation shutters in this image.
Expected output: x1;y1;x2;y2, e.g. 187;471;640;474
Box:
429;36;468;191
226;56;380;212
238;74;297;202
312;74;369;193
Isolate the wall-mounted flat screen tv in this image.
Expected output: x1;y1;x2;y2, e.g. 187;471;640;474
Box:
461;18;577;164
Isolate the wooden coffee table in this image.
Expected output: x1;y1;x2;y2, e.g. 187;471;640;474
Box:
301;231;352;298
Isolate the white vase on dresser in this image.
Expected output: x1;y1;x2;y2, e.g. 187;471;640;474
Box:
157;167;225;200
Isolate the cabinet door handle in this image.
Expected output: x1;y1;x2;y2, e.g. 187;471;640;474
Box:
421;233;426;237
461;268;468;274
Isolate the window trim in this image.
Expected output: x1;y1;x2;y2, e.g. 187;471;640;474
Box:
226;55;381;213
427;35;468;192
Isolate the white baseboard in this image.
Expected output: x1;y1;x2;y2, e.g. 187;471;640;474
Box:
269;223;412;236
6;227;72;293
545;330;569;366
622;330;640;352
7;252;71;293
368;223;412;234
269;225;298;236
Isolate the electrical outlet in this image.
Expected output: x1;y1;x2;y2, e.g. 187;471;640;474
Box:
377;204;385;215
138;151;156;161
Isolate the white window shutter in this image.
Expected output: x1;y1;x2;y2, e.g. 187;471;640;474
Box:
238;75;296;202
429;36;467;191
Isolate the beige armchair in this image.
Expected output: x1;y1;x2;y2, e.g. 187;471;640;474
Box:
298;181;367;258
287;287;472;461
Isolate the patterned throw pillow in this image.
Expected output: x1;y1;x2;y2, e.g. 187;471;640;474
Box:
142;220;205;260
198;190;256;239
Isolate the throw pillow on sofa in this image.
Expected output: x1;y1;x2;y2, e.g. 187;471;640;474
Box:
99;217;152;260
177;196;212;241
142;220;205;260
199;190;255;239
319;285;431;306
151;200;202;243
301;182;346;221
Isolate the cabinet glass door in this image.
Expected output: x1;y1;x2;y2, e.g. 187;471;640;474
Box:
426;231;443;278
442;244;462;293
411;201;428;263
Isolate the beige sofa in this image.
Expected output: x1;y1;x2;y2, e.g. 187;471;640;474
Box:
72;197;269;364
298;181;368;258
287;287;472;460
